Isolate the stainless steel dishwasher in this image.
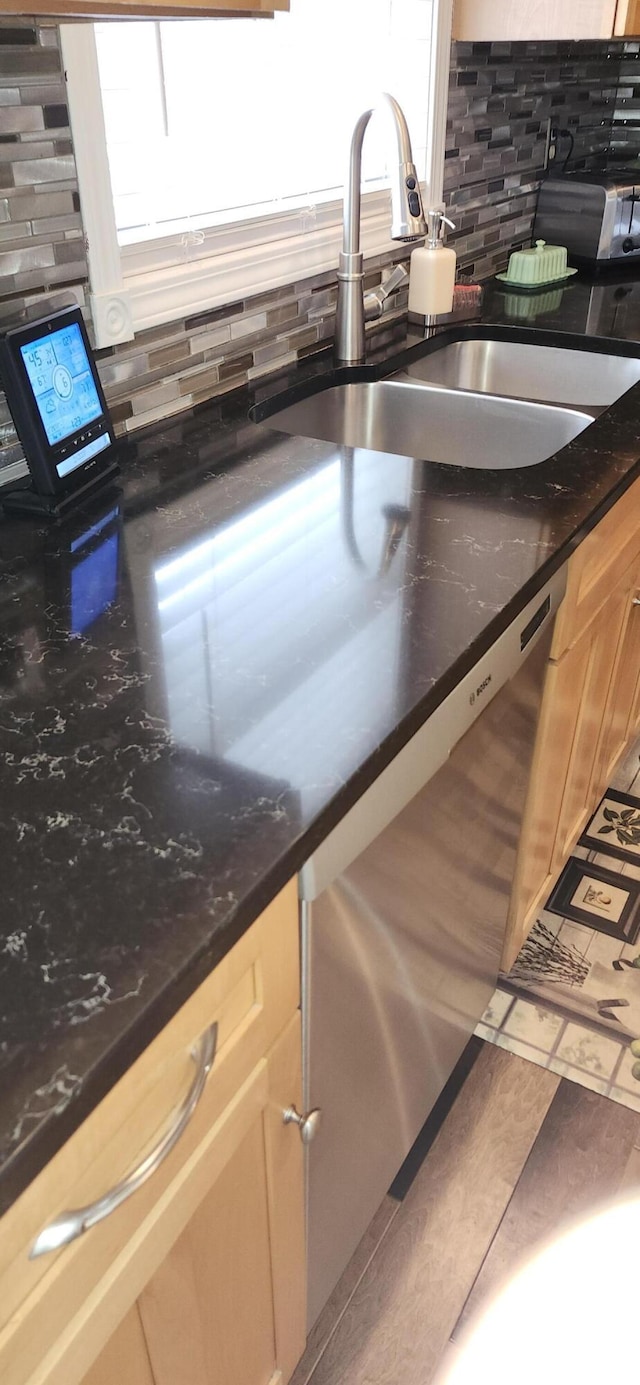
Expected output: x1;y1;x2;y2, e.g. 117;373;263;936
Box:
299;565;567;1330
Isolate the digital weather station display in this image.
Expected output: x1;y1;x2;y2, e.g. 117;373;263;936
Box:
20;323;102;447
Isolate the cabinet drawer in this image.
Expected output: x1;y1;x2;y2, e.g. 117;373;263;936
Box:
0;881;299;1385
551;474;640;657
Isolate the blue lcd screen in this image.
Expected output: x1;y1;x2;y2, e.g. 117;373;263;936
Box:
20;323;103;447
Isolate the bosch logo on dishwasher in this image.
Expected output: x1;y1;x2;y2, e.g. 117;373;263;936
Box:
470;673;492;706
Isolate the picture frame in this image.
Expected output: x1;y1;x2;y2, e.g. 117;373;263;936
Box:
579;787;640;866
545;856;640;943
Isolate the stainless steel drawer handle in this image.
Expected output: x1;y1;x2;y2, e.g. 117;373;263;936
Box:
283;1104;322;1145
29;1022;218;1260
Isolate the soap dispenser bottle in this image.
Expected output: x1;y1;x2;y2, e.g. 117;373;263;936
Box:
408;207;456;319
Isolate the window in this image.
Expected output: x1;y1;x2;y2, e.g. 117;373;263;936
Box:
61;0;452;346
96;2;433;244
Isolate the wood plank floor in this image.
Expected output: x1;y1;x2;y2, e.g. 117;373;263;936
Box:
453;1077;639;1340
291;1041;640;1385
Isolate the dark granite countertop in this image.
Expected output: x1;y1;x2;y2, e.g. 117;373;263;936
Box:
2;272;640;1217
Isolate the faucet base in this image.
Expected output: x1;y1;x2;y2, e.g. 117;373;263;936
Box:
336;252;366;364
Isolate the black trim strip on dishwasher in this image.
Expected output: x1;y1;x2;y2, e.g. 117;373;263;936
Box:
520;593;551;652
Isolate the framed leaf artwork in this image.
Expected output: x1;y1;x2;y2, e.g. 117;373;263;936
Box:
579;788;640;867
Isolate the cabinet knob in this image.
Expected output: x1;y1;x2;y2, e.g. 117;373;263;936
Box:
283;1104;322;1145
633;596;640;606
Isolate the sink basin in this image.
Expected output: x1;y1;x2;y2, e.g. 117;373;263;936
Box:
264;379;592;470
398;338;640;409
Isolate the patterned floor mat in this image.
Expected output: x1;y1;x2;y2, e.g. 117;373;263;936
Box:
477;739;640;1112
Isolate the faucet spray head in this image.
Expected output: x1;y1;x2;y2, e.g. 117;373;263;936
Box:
380;94;427;242
390;160;428;242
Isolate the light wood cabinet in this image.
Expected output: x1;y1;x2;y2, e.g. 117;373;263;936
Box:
0;0;288;18
614;0;640;32
596;556;640;783
0;881;305;1385
84;1012;304;1385
81;1306;157;1385
549;575;627;870
504;476;640;969
453;0;637;41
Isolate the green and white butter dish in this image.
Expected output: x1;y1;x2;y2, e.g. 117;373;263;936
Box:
495;239;577;291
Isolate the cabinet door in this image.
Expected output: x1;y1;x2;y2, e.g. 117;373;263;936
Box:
504;631;592;968
550;584;627;872
596;557;640;786
453;0;617;40
504;563;634;969
81;1012;305;1385
82;1308;155;1385
139;1119;278;1385
614;0;640;33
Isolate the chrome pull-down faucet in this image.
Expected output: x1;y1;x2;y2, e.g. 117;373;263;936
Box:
335;93;427;365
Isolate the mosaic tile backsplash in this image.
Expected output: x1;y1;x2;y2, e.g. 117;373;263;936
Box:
2;22;640;468
95;261;399;436
0;19;87;482
445;39;640;281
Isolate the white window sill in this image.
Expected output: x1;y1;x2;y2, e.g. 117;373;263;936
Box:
121;188;415;335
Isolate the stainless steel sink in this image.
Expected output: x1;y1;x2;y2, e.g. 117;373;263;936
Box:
397;339;640;408
265;379;592;470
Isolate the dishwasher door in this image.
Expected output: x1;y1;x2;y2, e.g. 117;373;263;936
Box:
299;568;566;1330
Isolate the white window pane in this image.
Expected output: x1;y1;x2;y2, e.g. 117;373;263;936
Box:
95;0;433;243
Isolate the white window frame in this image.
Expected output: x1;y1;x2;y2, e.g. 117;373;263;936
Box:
60;1;452;349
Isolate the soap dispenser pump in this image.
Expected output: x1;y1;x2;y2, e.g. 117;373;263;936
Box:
408;207;456;321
